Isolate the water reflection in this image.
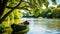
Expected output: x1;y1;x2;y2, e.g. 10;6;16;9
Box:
22;18;60;34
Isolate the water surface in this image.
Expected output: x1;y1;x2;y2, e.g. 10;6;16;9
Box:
22;18;60;34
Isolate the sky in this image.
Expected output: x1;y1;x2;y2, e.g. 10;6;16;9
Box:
56;0;60;4
42;0;60;9
48;0;60;7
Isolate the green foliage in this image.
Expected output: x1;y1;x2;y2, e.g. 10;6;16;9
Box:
23;7;60;18
0;0;58;34
0;0;57;22
7;0;20;7
0;24;13;34
44;1;49;8
57;4;60;8
13;9;22;19
52;8;60;18
51;0;57;5
33;9;40;16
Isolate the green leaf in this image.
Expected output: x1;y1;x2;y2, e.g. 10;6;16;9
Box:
51;0;57;5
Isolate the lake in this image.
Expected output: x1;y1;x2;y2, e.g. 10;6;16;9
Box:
22;18;60;34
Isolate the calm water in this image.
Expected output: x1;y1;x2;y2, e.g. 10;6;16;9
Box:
22;18;60;34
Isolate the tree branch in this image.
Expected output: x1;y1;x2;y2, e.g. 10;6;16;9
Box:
6;6;30;11
6;6;29;9
0;0;22;24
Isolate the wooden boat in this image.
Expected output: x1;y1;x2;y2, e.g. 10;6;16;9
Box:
11;21;29;34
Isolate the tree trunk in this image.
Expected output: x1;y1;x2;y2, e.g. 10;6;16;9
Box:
0;0;8;18
0;0;22;24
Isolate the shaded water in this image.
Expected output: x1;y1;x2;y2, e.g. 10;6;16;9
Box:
22;18;60;34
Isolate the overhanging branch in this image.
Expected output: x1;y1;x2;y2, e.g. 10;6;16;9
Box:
0;0;22;24
6;6;29;9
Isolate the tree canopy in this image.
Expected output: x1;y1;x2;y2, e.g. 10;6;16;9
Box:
0;0;57;24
